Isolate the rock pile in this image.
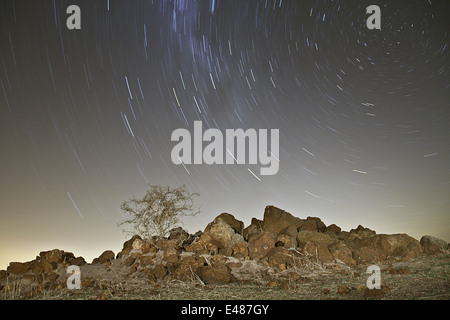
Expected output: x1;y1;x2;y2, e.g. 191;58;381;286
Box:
1;205;448;298
0;249;86;298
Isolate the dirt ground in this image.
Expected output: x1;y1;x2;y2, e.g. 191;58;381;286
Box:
2;252;448;300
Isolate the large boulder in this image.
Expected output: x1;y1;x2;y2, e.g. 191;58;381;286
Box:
333;250;357;267
301;241;334;263
39;249;63;264
38;249;80;266
201;263;232;285
215;213;244;235
117;235;144;258
347;232;422;263
138;255;154;267
168;227;193;246
231;241;249;259
325;224;342;235
248;231;275;260
266;247;296;269
349;225;376;240
296;230;337;248
122;235;143;251
185;238;211;255
353;247;386;264
131;238;147;251
420;235;448;255
67;256;86;266
7;262;30;275
262;206;304;237
375;234;423;259
172;255;206;281
328;241;356;267
358;234;423;260
30;259;54;274
155;239;180;258
202;218;245;249
152;264;167;280
339;231;350;241
243;218;264;241
275;234;298;248
280;225;298;237
345;225;377;250
92;250;115;265
166;254;180;273
299;217;326;233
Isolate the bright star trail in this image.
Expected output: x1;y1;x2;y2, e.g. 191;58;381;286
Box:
0;0;449;268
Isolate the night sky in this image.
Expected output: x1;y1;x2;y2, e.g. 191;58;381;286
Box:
0;0;449;269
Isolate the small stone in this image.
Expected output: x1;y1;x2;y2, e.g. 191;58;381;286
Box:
363;285;391;299
153;264;167;280
278;281;290;290
337;285;351;294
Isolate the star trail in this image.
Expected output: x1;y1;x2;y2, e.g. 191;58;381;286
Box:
0;0;449;268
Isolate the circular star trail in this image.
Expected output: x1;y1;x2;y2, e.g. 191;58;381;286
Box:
0;0;449;267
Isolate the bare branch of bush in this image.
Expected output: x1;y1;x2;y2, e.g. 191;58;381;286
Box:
118;185;200;239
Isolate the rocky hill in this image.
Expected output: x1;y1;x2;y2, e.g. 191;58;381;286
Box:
1;205;448;300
